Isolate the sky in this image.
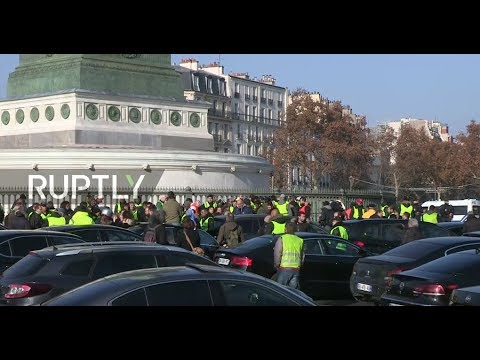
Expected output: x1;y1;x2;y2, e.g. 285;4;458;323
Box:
1;54;479;135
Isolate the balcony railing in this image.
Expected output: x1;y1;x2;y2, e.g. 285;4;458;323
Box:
252;95;258;101
245;94;250;100
234;92;240;98
260;97;266;104
207;110;285;126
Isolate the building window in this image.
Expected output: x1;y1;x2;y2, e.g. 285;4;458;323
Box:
207;77;213;93
237;123;241;136
253;87;257;97
212;100;217;110
247;145;252;155
237;144;241;154
214;123;219;135
268;109;272;119
255;126;259;140
193;74;200;91
261;89;266;98
224;148;229;153
252;106;257;119
224;124;228;139
245;86;250;96
278;111;282;120
235;83;239;93
245;105;249;119
234;103;238;115
248;125;251;137
208;122;212;134
222;102;226;115
255;146;260;156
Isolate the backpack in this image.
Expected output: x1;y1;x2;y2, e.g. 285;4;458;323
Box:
144;224;162;243
226;227;241;248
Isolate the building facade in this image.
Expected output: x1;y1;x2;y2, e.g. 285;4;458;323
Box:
177;58;288;156
385;117;452;142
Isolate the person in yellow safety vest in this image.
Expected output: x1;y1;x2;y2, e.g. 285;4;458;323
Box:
128;201;139;223
229;198;237;213
273;222;304;289
329;217;349;251
199;208;215;236
115;199;127;214
47;210;67;227
381;204;389;218
350;198;365;220
69;204;94;225
202;194;218;212
275;194;289;216
421;205;439;224
264;209;288;235
399;197;414;217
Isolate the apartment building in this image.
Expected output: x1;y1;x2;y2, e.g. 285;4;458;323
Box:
177;58;288;156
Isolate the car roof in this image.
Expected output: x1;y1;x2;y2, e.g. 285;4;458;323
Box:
39;224;134;231
0;230;82;238
344;219;406;224
214;214;271;220
31;242;193;258
415;236;480;246
436;222;464;228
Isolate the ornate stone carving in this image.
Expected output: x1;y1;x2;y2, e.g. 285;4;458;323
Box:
45;106;55;121
150;109;162;125
170;111;181;126
108;106;121;122
129;108;141;123
1;111;10;125
190;113;200;128
61;104;70;119
30;107;39;122
16;109;25;124
86;104;99;120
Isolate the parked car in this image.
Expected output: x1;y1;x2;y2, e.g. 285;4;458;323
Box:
449;285;480;306
128;223;219;259
436;221;465;236
464;231;480;238
0;242;218;306
381;249;480;306
40;224;143;242
0;230;84;274
42;264;316;306
0;224;6;230
342;219;455;254
213;214;327;240
214;232;370;300
350;236;480;304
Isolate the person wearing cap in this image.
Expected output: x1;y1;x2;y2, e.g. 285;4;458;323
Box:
99;207;114;225
350;198;365;220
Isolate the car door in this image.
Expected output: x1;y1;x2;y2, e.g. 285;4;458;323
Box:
317;237;363;299
299;238;336;299
0;240;13;273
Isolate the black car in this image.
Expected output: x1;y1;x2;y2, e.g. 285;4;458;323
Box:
0;230;84;274
214;232;370;300
43;264;316;306
464;231;480;238
128;223;219;259
40;224;143;242
213;214;326;240
0;242;218;306
342;219;455;254
0;224;6;230
449;285;480;306
350;236;480;304
381;250;480;306
437;221;465;236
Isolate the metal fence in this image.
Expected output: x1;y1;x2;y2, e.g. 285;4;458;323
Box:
0;186;396;221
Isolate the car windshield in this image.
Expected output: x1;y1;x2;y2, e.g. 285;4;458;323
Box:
383;241;443;259
2;253;48;278
414;251;480;276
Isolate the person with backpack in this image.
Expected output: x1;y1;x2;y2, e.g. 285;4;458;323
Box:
143;207;167;245
216;213;244;248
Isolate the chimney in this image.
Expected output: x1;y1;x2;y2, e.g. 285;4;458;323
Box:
201;61;225;75
259;74;276;85
179;58;199;71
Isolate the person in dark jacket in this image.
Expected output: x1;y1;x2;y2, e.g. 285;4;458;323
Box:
402;218;422;244
463;214;480;233
175;218;201;252
29;203;48;229
217;213;244;248
296;211;312;232
318;201;334;229
143;209;167;245
4;204;31;229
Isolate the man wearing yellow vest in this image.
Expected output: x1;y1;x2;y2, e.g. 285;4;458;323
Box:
274;222;304;289
421;205;439;224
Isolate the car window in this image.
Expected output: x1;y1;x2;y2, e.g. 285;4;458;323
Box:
445;244;480;256
92;253;157;279
345;222;380;241
49;235;85;245
415;252;480;277
198;230;217;246
10;236;48;257
111;288;148;306
145;280;212;306
165;252;215;266
419;222;452;238
68;229;100;242
216;280;298;306
383;241;443;259
165;227;177;245
2;253;48;278
320;238;360;256
303;239;323;255
382;223;406;242
106;230;141;242
0;241;11;256
237;219;254;234
61;258;95;276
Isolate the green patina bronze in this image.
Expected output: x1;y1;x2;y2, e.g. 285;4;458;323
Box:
30;107;39;122
7;54;183;99
190;112;200;128
150;109;162;125
129;108;141;123
61;104;70;119
170;111;181;126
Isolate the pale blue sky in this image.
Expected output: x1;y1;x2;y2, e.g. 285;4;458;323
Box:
1;54;479;135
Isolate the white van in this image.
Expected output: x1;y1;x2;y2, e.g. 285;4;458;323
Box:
421;199;480;222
